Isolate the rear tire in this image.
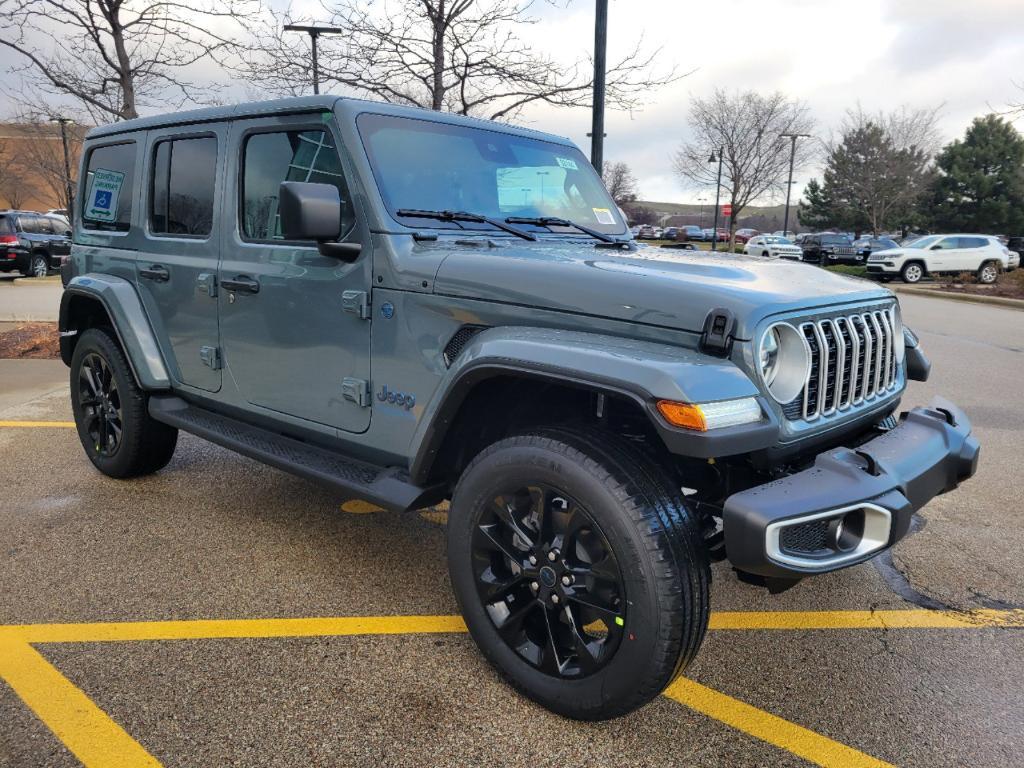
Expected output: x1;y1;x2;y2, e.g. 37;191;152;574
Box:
977;261;999;284
70;327;178;478
448;428;710;720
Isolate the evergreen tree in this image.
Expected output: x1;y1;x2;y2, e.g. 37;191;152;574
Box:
925;115;1024;234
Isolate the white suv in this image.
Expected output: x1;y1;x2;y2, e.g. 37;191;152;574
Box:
743;235;803;260
866;234;1014;284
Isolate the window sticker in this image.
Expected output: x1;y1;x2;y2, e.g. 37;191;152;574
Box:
555;156;578;171
87;169;125;222
592;207;615;225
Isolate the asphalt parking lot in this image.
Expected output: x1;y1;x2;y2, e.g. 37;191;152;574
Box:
2;293;1022;768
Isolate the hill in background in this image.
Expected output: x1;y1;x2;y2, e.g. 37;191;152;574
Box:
626;200;802;232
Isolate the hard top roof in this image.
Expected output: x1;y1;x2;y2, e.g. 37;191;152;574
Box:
85;95;573;147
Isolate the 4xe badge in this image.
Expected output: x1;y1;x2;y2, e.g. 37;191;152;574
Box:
377;384;416;410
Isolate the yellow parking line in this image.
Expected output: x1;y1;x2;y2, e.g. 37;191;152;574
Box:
664;676;894;768
5;609;1021;644
0;420;75;428
707;608;1024;630
0;638;161;767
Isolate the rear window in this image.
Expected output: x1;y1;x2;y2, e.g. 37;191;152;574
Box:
0;216;12;235
82;141;136;232
150;136;218;237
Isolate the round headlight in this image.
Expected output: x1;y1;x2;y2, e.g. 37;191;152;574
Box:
890;304;906;363
758;323;810;404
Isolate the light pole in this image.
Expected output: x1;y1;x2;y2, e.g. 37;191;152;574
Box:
50;116;75;215
537;170;550;206
697;196;706;229
283;24;343;95
780;132;810;237
590;0;608;171
708;148;724;252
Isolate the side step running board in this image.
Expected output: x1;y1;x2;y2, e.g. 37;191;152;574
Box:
148;396;444;512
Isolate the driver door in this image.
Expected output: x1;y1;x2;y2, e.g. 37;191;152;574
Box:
217;114;372;433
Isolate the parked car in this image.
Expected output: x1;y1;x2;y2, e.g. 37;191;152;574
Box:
800;233;858;264
701;227;730;243
853;237;899;259
637;224;657;239
678;225;704;242
662;227;679;241
744;235;803;260
1005;236;1022;269
652;226;664;239
734;228;759;244
866;234;1015;284
0;210;72;277
60;96;978;721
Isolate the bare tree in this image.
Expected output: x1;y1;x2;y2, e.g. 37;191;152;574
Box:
0;0;257;122
672;89;814;239
0;139;35;208
602;161;638;206
6;115;86;212
241;0;683;121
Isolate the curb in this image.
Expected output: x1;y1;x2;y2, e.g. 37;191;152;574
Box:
891;285;1024;311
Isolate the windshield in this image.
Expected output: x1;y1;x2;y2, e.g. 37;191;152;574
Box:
905;235;940;249
357;113;625;235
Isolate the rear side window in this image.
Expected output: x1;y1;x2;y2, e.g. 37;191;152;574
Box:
18;216;40;233
150;136;218;237
82;142;136;232
241;129;354;241
957;236;986;249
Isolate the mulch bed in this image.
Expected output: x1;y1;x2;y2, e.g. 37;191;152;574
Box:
936;276;1024;300
0;322;61;359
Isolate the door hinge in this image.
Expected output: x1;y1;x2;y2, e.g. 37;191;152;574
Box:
199;345;222;370
341;290;371;320
197;272;217;298
341;377;371;407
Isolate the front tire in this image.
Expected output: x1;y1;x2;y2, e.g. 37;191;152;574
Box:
448;429;710;720
70;327;178;478
901;262;924;283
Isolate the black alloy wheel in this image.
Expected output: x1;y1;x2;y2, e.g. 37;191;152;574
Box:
78;351;123;457
472;484;625;678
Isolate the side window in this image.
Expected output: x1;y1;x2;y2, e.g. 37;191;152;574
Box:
241;129;354;241
18;216;39;234
933;238;957;250
82;142;136;232
957;237;985;249
150;136;218;237
37;218;55;234
0;217;12;235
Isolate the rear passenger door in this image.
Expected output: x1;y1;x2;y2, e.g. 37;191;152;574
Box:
954;236;987;271
135;126;226;393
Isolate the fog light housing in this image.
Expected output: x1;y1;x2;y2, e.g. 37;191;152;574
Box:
657;397;762;431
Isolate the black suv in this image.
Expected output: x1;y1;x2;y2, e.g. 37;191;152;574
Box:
0;211;72;277
801;233;858;264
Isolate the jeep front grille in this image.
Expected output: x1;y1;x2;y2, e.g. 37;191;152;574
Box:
795;309;899;421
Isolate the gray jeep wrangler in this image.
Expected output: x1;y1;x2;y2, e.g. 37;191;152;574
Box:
60;96;979;720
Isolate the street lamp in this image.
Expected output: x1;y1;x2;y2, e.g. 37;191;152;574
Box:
536;170;550;206
590;0;609;171
283;24;343;95
49;116;75;216
780;132;811;237
708;148;724;252
697;196;706;229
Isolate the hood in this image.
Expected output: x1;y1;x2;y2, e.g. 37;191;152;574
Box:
432;239;892;339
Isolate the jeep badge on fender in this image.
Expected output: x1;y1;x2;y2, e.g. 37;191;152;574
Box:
59;96;978;721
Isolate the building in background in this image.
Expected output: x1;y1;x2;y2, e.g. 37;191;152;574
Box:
0;122;85;213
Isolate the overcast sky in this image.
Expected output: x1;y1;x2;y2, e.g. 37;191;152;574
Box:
2;0;1021;205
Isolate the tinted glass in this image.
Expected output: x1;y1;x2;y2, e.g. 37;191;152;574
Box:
36;217;55;234
933;238;958;249
905;235;940;249
18;216;41;234
957;236;986;249
82;142;136;232
150;136;217;236
358;113;624;235
0;216;12;235
242;130;354;241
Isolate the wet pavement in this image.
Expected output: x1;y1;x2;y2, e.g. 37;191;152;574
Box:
1;292;1022;767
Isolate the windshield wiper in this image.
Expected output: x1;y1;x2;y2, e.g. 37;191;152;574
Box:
504;215;619;244
396;209;536;241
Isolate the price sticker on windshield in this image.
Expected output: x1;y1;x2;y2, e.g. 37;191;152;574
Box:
87;169;125;222
592;207;615;225
555;156;578;171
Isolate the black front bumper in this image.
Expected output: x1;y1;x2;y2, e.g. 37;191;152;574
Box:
723;397;979;578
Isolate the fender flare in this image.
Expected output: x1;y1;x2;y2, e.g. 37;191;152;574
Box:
59;274;171;390
409;326;779;482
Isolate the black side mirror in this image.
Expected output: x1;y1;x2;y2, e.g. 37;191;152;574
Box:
278;181;361;262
